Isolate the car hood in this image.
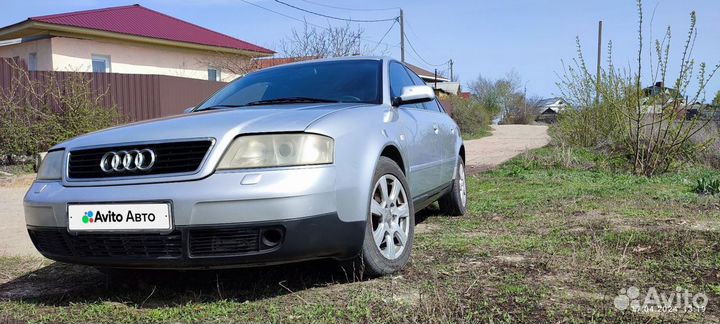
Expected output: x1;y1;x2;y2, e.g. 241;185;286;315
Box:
55;103;372;150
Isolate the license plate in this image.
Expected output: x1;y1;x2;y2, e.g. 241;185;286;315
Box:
68;203;171;232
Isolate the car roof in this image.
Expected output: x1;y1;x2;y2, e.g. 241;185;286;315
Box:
257;56;390;71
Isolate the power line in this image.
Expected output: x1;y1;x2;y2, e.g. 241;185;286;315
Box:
273;0;398;23
238;0;395;48
402;29;449;67
370;19;398;53
299;0;399;12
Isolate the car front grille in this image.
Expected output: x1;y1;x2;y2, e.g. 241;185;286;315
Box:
67;140;213;179
28;229;183;258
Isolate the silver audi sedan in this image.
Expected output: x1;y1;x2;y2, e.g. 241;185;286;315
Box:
25;56;467;276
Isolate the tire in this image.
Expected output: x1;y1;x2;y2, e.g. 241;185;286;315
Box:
439;157;467;216
353;156;415;277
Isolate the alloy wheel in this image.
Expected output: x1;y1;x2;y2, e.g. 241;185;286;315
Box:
459;162;467;207
370;174;410;260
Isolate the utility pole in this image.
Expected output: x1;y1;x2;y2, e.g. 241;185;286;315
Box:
399;9;405;63
595;20;602;106
449;59;454;81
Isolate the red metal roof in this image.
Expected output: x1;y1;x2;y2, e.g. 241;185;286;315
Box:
28;4;274;54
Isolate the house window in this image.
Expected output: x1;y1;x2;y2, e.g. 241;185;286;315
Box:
91;55;111;73
28;52;37;71
208;68;220;81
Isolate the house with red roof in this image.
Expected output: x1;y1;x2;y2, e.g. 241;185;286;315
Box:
0;4;273;82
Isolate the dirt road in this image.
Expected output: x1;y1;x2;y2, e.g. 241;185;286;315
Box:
464;124;550;174
0;125;549;256
0;176;40;256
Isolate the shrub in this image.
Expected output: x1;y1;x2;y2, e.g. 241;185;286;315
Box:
553;0;719;176
0;60;122;163
693;177;720;195
448;96;496;138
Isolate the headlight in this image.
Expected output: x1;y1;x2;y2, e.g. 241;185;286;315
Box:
36;150;64;180
217;134;334;169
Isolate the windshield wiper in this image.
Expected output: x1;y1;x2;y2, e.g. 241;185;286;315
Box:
201;104;248;110
245;97;339;106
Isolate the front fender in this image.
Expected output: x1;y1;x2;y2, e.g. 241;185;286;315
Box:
305;106;409;223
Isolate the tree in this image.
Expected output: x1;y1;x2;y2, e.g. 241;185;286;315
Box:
280;22;376;58
469;72;535;124
198;53;263;78
713;90;720;106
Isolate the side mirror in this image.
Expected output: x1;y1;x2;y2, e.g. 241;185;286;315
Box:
183;107;195;114
392;85;435;107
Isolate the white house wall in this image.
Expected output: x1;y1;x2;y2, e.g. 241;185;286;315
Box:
49;37;244;81
0;38;53;70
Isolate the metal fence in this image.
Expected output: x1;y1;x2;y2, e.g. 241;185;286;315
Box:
0;57;226;121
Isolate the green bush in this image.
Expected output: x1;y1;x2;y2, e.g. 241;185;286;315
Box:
0;63;121;163
448;96;497;139
553;1;719;176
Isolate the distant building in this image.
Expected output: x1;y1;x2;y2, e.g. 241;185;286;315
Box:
0;5;273;82
535;97;567;123
405;63;461;96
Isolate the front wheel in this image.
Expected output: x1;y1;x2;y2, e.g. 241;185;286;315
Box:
439;157;467;216
354;157;415;277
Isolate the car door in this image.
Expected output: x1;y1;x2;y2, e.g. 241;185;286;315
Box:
389;62;442;197
403;68;457;186
422;98;458;185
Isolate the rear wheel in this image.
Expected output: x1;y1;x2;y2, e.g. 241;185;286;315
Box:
439;157;467;216
354;157;414;277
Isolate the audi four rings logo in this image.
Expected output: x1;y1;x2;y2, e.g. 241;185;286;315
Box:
100;149;156;173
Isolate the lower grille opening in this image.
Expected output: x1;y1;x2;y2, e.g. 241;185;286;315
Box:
28;225;286;260
28;229;182;258
188;226;284;257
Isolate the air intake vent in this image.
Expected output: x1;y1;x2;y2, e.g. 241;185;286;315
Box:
28;229;182;258
189;227;281;257
68;140;212;179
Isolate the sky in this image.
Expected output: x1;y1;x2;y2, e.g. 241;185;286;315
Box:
2;0;719;100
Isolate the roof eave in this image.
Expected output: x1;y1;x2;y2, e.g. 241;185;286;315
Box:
0;21;274;57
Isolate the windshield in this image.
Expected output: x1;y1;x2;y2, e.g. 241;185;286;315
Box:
197;59;382;110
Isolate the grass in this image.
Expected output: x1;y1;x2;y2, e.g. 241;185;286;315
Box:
461;127;493;141
0;163;34;176
1;147;719;323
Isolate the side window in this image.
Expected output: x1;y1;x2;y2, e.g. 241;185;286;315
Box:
389;62;414;98
28;53;38;71
390;62;424;109
405;67;427;86
424;98;444;113
405;66;440;111
208;68;220;82
91;54;111;73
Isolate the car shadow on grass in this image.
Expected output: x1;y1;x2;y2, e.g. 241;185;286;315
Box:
0;206;445;308
0;258;364;307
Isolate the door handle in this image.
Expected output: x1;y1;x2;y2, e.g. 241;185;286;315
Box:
432;123;439;134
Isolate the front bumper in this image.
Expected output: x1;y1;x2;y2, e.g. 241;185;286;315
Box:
23;166;366;268
27;213;364;269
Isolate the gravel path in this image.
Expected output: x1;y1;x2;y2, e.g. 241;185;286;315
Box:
0;125;549;256
464;124;550;174
0;176;40;257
